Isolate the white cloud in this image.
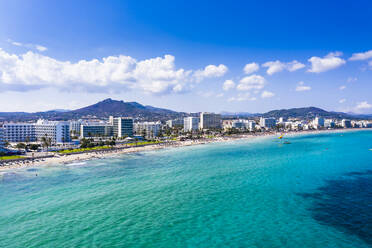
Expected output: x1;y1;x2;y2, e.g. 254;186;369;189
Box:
223;79;235;91
35;45;47;52
349;50;372;61
308;52;346;73
8;39;48;52
193;64;228;82
228;93;257;102
295;81;311;91
369;61;372;69
261;90;275;98
216;93;224;98
243;62;259;74
339;85;346;90
287;60;306;72
355;101;372;110
0;49;206;94
347;77;357;83
339;98;346;103
262;60;305;75
236;74;266;91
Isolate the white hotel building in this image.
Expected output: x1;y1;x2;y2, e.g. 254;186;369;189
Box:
35;119;70;144
134;122;161;139
0;127;5;150
184;117;200;132
3;123;36;142
3;120;70;144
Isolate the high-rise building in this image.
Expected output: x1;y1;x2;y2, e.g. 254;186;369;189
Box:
313;117;325;129
35;119;70;144
342;119;352;128
259;117;276;129
200;112;222;129
0;127;5;150
112;117;133;138
69;120;83;136
184;117;200;132
3;123;36;142
324;119;335;128
134;122;161;139
80;124;114;138
166;119;184;128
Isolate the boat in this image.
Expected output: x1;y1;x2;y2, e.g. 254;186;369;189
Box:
283;141;291;144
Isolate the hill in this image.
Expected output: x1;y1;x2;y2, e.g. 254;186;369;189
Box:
0;98;185;122
260;107;353;119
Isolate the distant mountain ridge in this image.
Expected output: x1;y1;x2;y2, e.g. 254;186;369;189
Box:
260;107;354;119
0;98;184;122
0;100;370;122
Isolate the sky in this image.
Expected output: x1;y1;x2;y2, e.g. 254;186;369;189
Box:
0;0;371;114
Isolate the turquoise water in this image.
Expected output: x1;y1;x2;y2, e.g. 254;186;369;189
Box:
0;131;371;247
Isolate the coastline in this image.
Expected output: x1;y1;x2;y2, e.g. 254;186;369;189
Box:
0;128;370;173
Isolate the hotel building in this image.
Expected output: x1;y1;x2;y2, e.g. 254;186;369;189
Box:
3;123;36;142
134;122;161;139
80;124;114;138
342;119;352;128
35;119;71;144
0;127;5;150
184;117;200;132
259;117;276;129
200;112;222;129
111;117;133;138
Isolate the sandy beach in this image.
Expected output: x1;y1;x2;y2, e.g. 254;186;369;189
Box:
0;128;369;172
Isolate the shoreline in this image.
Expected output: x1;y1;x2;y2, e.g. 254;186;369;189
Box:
0;128;370;172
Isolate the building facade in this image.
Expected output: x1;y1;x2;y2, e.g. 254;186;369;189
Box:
200;112;222;129
3;123;36;142
259;117;276;129
342;119;352;128
134;122;161;139
80;124;114;138
35;120;71;144
166;119;184;128
112;117;133;138
184;117;200;132
0;127;4;150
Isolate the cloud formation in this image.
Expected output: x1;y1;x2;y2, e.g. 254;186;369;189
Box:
349;50;372;61
243;62;259;74
0;49;228;95
308;52;346;73
261;90;275;98
8;39;47;52
236;74;266;91
339;98;346;103
262;60;305;75
355;101;372;110
295;81;311;91
223;79;235;91
339;85;346;90
193;64;228;82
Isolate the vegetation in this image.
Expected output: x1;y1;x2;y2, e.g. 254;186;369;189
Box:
58;146;113;154
0;155;23;160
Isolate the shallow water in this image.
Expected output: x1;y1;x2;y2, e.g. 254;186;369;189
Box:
1;131;371;247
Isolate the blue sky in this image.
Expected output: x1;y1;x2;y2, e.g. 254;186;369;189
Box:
0;0;371;114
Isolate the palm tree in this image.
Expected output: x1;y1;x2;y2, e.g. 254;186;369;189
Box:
41;134;51;153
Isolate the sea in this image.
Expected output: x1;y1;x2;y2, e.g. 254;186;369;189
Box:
0;130;371;247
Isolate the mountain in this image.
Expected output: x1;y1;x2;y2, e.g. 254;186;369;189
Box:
69;98;181;118
0;103;370;122
0;98;185;122
260;107;354;120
